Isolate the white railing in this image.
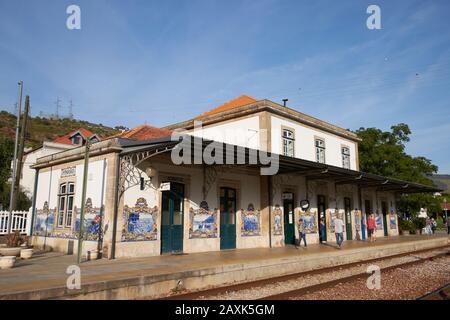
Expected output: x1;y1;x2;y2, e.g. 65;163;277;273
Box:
0;209;32;235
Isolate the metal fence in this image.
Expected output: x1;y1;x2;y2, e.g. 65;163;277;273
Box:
0;209;32;235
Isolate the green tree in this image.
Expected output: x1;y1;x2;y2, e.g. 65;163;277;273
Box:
355;123;440;218
0;136;31;210
0;136;14;209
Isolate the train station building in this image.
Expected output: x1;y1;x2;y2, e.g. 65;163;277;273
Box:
29;96;438;259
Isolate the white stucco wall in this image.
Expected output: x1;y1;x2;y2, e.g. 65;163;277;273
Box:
20;143;73;197
189;116;261;150
271;116;358;170
33;158;109;255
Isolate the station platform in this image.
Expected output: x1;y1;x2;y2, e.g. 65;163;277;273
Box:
0;235;448;300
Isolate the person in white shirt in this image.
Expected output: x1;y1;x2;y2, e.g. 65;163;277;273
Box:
334;215;345;248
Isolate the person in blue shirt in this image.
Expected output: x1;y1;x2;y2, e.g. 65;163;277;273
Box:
319;218;326;243
298;218;307;247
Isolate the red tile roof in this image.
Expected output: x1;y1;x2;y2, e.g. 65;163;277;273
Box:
194;95;257;120
113;124;172;141
53;128;96;145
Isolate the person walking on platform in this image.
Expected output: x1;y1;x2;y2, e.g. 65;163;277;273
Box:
447;216;450;235
298;218;307;248
431;218;437;234
334;215;345;249
425;217;432;235
319;218;326;243
367;214;376;242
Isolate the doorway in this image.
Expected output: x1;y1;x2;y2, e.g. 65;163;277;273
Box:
344;197;353;240
381;201;388;237
220;187;236;250
283;193;295;245
161;182;184;254
317;195;327;242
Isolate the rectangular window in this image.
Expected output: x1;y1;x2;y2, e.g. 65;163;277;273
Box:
58;194;66;227
342;146;350;169
57;182;75;228
315;139;325;163
282;129;295;157
66;195;74;227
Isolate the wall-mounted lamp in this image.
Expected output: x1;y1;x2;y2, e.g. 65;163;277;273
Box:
140;167;157;190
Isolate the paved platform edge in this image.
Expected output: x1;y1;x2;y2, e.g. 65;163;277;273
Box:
1;237;448;300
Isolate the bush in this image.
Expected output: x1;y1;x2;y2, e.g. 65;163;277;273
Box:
412;217;426;232
436;217;445;230
398;218;414;233
5;231;28;247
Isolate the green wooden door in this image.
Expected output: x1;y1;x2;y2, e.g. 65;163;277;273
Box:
220;187;236;250
317;195;327;241
161;183;184;254
283;195;295;245
382;201;389;237
344;197;353;240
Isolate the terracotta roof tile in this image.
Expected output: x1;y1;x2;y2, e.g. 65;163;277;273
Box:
53;128;96;145
113;124;172;141
194;95;257;120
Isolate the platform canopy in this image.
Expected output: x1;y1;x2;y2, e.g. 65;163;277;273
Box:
118;136;441;194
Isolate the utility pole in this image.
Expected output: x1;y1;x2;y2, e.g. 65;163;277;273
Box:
7;81;23;234
55;97;61;119
68;99;74;119
11;95;30;212
77;139;91;264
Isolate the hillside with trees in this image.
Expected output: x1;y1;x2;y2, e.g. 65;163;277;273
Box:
0;110;121;210
0;110;120;149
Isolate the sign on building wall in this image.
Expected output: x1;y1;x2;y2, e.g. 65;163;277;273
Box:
160;182;171;191
61;166;76;178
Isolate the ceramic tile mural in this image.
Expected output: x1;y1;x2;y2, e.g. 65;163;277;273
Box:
273;204;283;236
390;212;397;229
35;199;104;240
354;210;361;231
354;210;362;240
327;209;338;233
241;203;260;237
376;213;383;230
33;201;55;236
189;201;218;238
74;198;103;241
122;197;158;242
299;209;317;234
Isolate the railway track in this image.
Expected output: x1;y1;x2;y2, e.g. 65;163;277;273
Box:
162;245;449;300
418;283;450;300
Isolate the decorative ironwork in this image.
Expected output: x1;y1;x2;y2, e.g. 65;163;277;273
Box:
119;147;173;196
202;165;235;199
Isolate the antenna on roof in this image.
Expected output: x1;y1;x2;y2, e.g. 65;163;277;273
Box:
282;99;288;107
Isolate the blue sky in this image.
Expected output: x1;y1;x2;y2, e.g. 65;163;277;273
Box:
1;0;449;172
